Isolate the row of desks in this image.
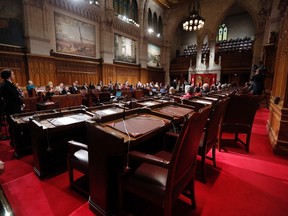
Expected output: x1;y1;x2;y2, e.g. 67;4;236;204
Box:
10;93;227;215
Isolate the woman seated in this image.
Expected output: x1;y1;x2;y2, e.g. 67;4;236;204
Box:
45;85;55;101
169;87;175;95
26;80;36;97
181;86;194;99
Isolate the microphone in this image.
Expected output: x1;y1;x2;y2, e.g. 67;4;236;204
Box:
123;105;126;120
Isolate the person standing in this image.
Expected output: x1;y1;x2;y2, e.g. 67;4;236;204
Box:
0;69;24;116
0;69;24;145
251;68;265;95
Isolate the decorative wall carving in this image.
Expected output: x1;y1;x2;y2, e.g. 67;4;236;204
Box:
113;17;141;38
47;0;101;23
268;4;288;156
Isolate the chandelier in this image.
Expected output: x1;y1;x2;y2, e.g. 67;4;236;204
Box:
183;0;205;31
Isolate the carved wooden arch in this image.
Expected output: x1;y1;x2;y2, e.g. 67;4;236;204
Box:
211;0;260;37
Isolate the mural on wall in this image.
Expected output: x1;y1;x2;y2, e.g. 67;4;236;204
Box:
114;34;136;63
54;12;95;57
147;44;161;67
0;0;25;46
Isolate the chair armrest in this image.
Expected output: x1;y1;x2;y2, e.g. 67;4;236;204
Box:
68;140;88;153
165;131;179;138
129;151;170;168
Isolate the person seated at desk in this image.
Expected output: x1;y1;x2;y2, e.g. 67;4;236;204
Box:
26;80;35;97
45;85;55;101
15;83;24;98
62;86;70;95
169;87;175;95
89;82;95;89
82;82;89;90
54;83;64;94
181;86;194;99
202;83;210;94
70;82;79;94
47;81;53;88
194;86;202;97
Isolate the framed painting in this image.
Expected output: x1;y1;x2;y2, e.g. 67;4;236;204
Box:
114;34;136;63
54;12;95;57
147;44;161;67
0;0;25;46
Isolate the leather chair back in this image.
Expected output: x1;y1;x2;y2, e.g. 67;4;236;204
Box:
167;106;211;200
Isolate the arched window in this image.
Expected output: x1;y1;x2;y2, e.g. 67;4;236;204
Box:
158;16;163;34
124;0;130;17
148;9;152;28
132;0;138;23
113;0;138;24
119;0;124;15
113;0;120;14
153;12;158;31
218;24;228;41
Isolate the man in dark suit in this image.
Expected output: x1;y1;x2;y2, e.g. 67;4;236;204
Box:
251;68;265;95
0;69;24;116
0;69;24;144
70;81;79;94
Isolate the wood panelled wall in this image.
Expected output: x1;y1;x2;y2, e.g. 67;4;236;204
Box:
268;1;288;157
27;55;57;86
0;45;165;87
0;45;28;85
102;62;164;86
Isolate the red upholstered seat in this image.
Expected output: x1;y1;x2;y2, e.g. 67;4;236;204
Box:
119;106;211;216
219;94;259;152
67;140;89;197
197;97;229;182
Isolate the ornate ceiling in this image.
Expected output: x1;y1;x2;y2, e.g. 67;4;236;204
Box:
155;0;188;8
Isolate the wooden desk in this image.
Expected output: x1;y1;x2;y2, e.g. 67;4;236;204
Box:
135;99;170;109
151;103;195;122
183;98;214;111
30;108;94;177
10;110;56;158
36;101;60;111
50;94;83;108
87;108;172;215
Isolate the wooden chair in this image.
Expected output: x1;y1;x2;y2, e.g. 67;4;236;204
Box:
119;106;211;216
98;92;111;103
197;97;229;182
67;140;89;197
219;94;259;152
22;96;38;113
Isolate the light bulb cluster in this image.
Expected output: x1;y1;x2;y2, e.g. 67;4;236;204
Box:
183;11;205;31
117;14;140;27
89;0;99;5
147;28;161;38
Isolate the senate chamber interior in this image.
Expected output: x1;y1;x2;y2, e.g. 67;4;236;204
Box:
0;0;287;216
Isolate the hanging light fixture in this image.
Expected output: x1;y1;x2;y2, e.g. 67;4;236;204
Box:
183;0;205;31
89;0;99;5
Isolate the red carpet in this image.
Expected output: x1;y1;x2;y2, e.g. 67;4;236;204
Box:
0;108;288;215
1;169;87;216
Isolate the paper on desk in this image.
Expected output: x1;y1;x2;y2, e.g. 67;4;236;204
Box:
48;116;79;126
